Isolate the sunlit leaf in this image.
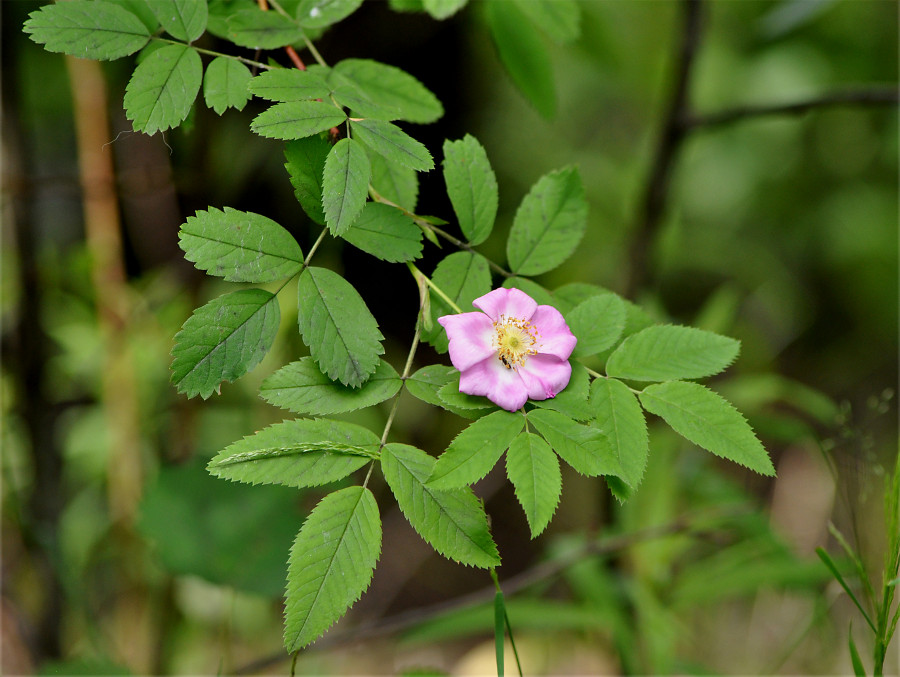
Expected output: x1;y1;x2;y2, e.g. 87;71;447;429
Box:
528;408;620;477
506;432;561;538
423;0;468;20
251;100;346;140
590;377;648;491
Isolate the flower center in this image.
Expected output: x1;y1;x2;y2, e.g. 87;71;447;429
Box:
494;315;539;369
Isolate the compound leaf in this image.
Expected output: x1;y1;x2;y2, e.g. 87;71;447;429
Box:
420;251;491;353
124;43;202;134
350;118;434;172
322;137;371;236
251;100;346;140
203;57;252;114
528;408;620;477
534;362;592;421
341;202;423;262
333;58;443;123
284;135;332;226
443;135;498;246
506;431;561;538
249;67;332;102
566;293;626;358
590;377;648;491
148;0;207;42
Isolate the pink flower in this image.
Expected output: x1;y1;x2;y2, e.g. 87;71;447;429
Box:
437;288;577;412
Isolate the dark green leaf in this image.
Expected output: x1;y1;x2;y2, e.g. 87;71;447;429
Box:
590;377;648;491
249;67;332;102
148;0;207;42
369;150;419;212
341;202;423;262
251;100;346;140
203;57;252;114
420;252;492;353
332;58;443;123
322;137;371;235
528;408;620;477
123;43;202;134
513;0;580;44
284;134;332;225
566;294;626;358
296;0;365;29
506;432;561;538
442;135;498;246
226;8;304;49
351;118;434;172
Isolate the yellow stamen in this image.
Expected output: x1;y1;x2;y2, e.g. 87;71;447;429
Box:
494;314;539;369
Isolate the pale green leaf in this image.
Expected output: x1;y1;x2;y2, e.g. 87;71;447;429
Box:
590;377;648;490
284;135;331;226
381;443;500;567
427;410;524;489
123;43;202;134
203;57;252;114
260;357;402;415
249;67;332;102
420;252;491;353
225;8;304;49
322;137;371;236
405;365;484;419
369;150;419;212
24;1;150;60
179;206;303;282
297;0;364;29
506;166;587;276
423;0;468;19
333;58;443;123
251;100;346;140
443;135;498;246
350;118;434;172
171;289;280;399
505;432;560;538
528;408;620;477
606;325;741;382
639;381;775;476
341;202;423;263
438;375;493;412
566;294;626;358
147;0;207;42
534;362;592;421
513;0;580;44
207;417;379;487
502;277;555;307
297;266;384;387
284;486;381;651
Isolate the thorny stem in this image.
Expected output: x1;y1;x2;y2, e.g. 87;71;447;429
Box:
407;263;463;314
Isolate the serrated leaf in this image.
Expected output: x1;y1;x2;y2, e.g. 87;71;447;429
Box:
639;381;775;476
420;252;492;353
528;408;620;477
284;135;331;226
179;206;303;282
443;135;498;246
148;0;207;42
438;376;493;412
333;59;443;123
24;1;151;60
506;432;561;538
506;166;587;276
109;0;159;32
513;0;580;44
423;0;468;19
534;362;592;421
171;288;280;399
251;100;346;140
405;365;484;419
566;294;626;358
590;377;648;491
123;43;202;134
297;266;384;387
260;357;402;415
485;0;556;119
427;410;524;489
207;417;379;487
350;118;434;172
606;325;741;382
381;443;500;567
369;150;419;212
249;66;332;102
203;57;252;114
226;8;304;49
341;202;423;262
296;0;365;29
284;486;381;651
322;137;371;235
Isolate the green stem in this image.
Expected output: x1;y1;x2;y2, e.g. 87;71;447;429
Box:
304;228;328;268
407;263;463;314
489;568;524;677
151;37;273;70
429;224;512;278
379;324;422;449
303;34;329;68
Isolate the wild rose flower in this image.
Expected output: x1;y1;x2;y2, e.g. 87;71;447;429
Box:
437;288;577;412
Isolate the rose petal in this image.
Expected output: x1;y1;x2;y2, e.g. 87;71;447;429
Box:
517;354;572;401
438;312;496;371
531;305;577;360
459;356;529;412
473;287;537;323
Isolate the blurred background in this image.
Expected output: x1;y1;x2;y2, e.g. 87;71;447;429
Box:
2;0;897;674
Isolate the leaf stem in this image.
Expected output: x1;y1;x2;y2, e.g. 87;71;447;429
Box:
303;35;329;68
304;228;328;268
406;263;463;314
429;224;513;278
150;37;274;70
379;324;421;449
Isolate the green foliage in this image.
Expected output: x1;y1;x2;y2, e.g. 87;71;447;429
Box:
251;100;347;141
250;67;333;102
332;59;444;123
284;486;381;651
148;0;208;42
224;8;304;49
590;377;649;494
178;207;303;282
528;408;621;477
381;443;501;567
284;135;331;225
297;0;365;29
203;56;252;114
566;293;626;358
420;252;492;352
341;203;424;262
533;362;592;421
512;0;581;44
350;118;434;172
405;364;485;419
423;0;468;20
123;43;202;134
322;137;371;235
171;289;280;399
442;135;498;246
505;431;561;538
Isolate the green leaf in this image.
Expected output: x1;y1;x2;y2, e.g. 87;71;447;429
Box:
606;325;741;382
109;0;159;32
427;410;524;489
225;8;304;49
502;277;555;307
505;432;561;538
513;0;580;44
405;365;484;419
534;362;592;421
437;375;493;412
816;547;876;633
420;252;492;353
203;57;252;114
381;443;500;567
24;1;150;60
260;357;402;415
179;206;303;282
322;137;371;236
848;628;866;677
506;166;587;276
341;202;423;263
284;135;332;226
369;150;419;212
284;486;381;651
442;135;498;246
485;0;556;119
207;417;379;488
528;408;620;477
249;66;332;102
566;294;626;358
171;289;280;399
297;0;365;29
423;0;468;19
639;381;775;476
251;100;346;140
297;266;384;387
590;377;648;491
148;0;207;42
332;59;443;123
123;43;202;134
350;118;434;172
